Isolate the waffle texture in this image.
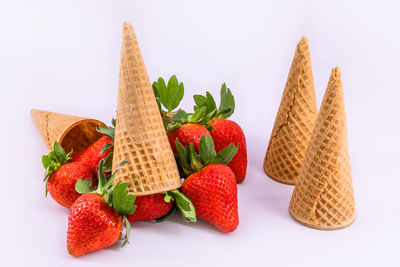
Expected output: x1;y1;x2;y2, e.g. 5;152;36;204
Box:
289;67;355;230
112;22;181;196
264;36;318;185
31;109;105;153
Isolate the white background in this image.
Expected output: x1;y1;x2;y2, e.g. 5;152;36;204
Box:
1;0;399;266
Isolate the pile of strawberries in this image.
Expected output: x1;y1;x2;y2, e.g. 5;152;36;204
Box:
41;75;247;257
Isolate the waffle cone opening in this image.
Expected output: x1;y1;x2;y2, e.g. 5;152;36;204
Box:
31;109;105;152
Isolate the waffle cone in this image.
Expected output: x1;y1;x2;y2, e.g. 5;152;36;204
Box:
264;36;318;185
289;67;355;230
112;22;181;196
30;109;105;153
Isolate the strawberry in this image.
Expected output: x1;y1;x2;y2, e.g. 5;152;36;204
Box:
209;118;247;183
182;164;238;233
193;83;248;182
68;159;135;257
176;134;239;232
126;194;173;222
71;135;113;176
167;123;209;154
42;142;94;208
67;193;121;256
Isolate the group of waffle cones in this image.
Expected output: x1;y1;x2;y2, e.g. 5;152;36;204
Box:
264;36;356;230
32;22;181;196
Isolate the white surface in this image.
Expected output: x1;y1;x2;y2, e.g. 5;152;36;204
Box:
1;0;399;266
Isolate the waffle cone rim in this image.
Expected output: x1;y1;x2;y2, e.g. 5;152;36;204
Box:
289;207;356;230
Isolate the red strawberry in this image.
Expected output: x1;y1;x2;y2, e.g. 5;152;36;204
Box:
42;142;94;208
67;159;135;257
71;136;113;175
191;83;247;182
47;162;93;208
176;134;239;232
67;193;121;256
182;164;238;233
126;194;173;222
209;118;247;183
168;123;209;154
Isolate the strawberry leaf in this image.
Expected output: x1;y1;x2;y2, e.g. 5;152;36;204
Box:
42;141;71;183
188;106;207;123
188;143;202;172
153;75;184;112
100;144;113;157
121;216;132;247
171;110;188;123
210;143;239;165
102;152;113;172
53;141;67;162
218;83;235;119
42;155;52;169
175;140;191;170
171;190;196;222
193;91;216;115
162;117;171;129
198;134;216;164
163;191;174;203
97;125;115;140
75;177;95;194
112;182;136;215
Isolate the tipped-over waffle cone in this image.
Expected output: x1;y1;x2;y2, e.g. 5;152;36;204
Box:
31;109;105;153
289;67;355;230
264;36;318;185
112;22;181;196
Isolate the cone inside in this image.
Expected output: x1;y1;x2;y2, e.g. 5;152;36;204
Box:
30;109;105;153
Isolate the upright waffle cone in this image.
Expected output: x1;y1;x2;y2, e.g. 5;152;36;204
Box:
264;36;318;185
289;67;355;230
31;109;105;152
112;22;181;196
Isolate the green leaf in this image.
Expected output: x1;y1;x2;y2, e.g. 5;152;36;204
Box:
75;177;95;194
193;95;207;108
111;118;116;127
42;155;51;169
112;182;136;215
188;143;203;172
102;152;113;172
175;140;190;169
155;75;185;112
103;159;128;191
162;117;171;129
97;125;115;140
171;190;196;222
210;143;239;165
166;122;182;133
163;191;173;203
53;142;66;163
198;134;216;164
152;81;160;99
193;92;217;116
188;106;206;123
121;216;132;247
171;110;188;123
218;83;235;119
100;144;113;157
